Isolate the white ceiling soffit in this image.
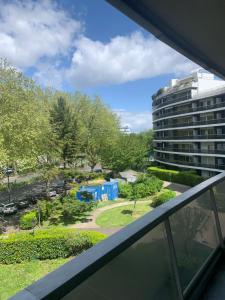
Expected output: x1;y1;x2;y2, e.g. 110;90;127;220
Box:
107;0;225;79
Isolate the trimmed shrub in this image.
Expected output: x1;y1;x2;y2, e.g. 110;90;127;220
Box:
152;189;176;207
0;228;106;264
132;183;147;199
19;211;38;230
148;167;204;187
119;175;163;199
119;182;133;198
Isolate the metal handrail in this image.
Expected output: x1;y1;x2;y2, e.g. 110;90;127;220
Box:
154;118;225;130
154;134;225;140
11;172;225;300
153;101;225;120
155;157;225;170
152;85;225;112
154;147;225;155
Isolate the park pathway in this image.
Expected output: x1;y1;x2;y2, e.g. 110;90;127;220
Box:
71;181;190;234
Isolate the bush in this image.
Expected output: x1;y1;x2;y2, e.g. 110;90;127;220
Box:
68;184;80;198
0;228;106;264
152;189;176;207
132;183;147;199
37;200;52;222
119;175;163;199
62;198;95;223
19;211;38;230
37;197;94;225
119;182;133;198
148;167;204;187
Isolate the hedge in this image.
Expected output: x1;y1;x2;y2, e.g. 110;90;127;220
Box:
152;189;176;207
0;228;106;264
148;167;204;187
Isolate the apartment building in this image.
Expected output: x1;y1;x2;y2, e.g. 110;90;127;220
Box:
153;70;225;177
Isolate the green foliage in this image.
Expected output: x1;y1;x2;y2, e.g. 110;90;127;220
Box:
118;182;133;198
119;175;163;200
19;211;38;230
0;58;55;168
50;97;80;167
0;228;106;264
102;131;153;172
132;183;147;199
37;200;52;222
62;198;94;223
148;167;204;187
74;95;120;170
68;185;79;197
152;189;176;207
38;197;94;225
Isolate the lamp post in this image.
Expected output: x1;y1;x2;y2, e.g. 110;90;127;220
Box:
4;168;14;203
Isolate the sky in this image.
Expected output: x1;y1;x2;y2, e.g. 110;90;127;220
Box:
0;0;198;132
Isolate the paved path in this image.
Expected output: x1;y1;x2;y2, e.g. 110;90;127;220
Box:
163;181;190;195
72;181;190;233
72;200;149;230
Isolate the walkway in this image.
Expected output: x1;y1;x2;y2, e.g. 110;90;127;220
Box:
72;181;190;234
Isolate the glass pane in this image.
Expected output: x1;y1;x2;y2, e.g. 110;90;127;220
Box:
170;191;218;290
63;224;178;300
213;180;225;238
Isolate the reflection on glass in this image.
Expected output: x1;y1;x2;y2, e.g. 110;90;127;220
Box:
63;224;178;300
213;180;225;238
170;191;218;290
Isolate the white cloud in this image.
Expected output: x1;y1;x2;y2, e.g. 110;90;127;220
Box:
67;31;197;88
0;1;197;89
115;109;152;133
0;0;81;68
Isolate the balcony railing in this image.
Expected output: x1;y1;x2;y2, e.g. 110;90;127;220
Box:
155;157;225;170
12;172;225;300
153;101;225;120
154;134;225;140
154;118;225;130
154;147;225;155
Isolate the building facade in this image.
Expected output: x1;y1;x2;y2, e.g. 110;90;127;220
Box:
152;71;225;177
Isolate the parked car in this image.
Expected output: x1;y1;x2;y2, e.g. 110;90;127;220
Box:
2;203;17;215
16;200;29;209
94;168;103;173
49;190;57;197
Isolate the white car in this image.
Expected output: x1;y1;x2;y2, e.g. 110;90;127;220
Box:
2;203;17;215
49;190;57;197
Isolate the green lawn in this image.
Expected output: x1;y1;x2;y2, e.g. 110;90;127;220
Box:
96;202;153;228
0;258;71;300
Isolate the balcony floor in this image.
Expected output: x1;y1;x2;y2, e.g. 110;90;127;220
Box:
201;256;225;299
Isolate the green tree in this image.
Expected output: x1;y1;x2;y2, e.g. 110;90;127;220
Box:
0;59;54;172
103;132;149;172
40;167;59;197
50;97;79;168
74;95;120;171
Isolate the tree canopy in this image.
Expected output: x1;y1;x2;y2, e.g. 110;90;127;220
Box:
0;59;153;174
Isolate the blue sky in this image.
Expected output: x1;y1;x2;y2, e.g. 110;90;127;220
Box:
0;0;196;131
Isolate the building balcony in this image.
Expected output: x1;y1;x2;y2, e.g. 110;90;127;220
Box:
154;134;225;141
12;172;225;300
155;157;225;171
154;118;225;131
153;101;225;121
154;147;225;156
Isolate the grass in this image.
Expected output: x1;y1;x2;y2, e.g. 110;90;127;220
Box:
0;257;71;300
96;202;153;228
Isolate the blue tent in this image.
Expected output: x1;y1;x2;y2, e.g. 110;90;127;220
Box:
76;181;118;202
